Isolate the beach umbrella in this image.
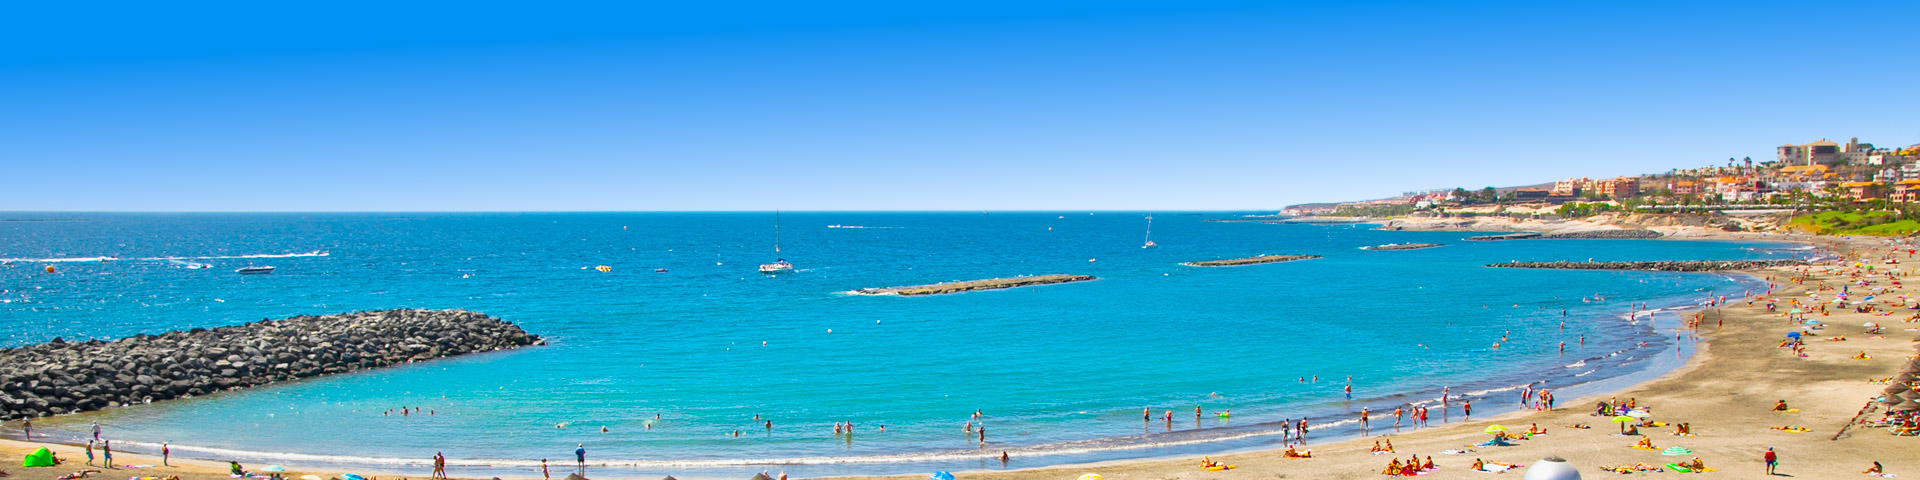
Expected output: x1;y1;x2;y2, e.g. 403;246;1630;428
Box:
930;472;955;480
342;475;368;480
1788;308;1803;314
1485;425;1508;434
1078;474;1103;480
1660;446;1692;456
1625;410;1653;418
262;466;287;473
1611;415;1636;434
1786;332;1802;339
300;476;323;480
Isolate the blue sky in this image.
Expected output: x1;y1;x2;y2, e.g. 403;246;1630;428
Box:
3;1;1916;211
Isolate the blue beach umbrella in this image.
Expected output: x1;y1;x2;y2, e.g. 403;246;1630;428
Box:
1786;332;1802;339
342;474;368;480
931;472;955;480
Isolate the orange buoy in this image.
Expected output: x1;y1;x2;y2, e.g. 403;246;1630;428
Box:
45;266;56;273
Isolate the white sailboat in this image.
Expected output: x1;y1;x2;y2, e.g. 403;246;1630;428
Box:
1142;213;1158;248
759;210;794;274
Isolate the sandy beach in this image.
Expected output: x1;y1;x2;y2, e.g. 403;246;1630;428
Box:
5;234;1913;480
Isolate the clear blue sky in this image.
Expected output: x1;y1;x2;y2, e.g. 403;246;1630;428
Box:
4;1;1916;211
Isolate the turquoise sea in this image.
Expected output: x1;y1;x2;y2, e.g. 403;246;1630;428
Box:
0;213;1802;477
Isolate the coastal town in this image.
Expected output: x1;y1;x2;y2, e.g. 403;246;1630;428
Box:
1290;136;1920;236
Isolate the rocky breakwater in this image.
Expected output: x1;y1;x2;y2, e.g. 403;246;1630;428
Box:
1485;259;1808;272
1182;254;1322;267
852;274;1096;296
0;309;541;420
1362;243;1442;251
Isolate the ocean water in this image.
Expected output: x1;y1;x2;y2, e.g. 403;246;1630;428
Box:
0;213;1800;477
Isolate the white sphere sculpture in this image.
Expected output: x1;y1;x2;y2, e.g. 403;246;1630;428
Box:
1523;456;1581;480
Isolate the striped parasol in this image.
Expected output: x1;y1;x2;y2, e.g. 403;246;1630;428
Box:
1661;446;1693;456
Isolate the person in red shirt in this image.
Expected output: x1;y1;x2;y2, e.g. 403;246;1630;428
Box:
1764;447;1778;475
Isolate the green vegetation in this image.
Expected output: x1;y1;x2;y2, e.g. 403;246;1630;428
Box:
1555;202;1618;218
1326;203;1417;217
1789;210;1920;236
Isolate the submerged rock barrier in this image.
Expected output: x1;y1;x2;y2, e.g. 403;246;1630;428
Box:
1182;254;1323;267
1485;259;1808;272
0;309;541;420
1362;243;1443;251
853;274;1096;296
1464;232;1543;241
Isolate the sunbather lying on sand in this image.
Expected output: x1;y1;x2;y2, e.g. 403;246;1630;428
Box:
1566;423;1591;429
1632;437;1656;449
1283;446;1311;458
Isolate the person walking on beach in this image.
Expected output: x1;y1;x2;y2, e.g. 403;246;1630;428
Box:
91;421;101;441
20;419;28;440
1462;400;1472;420
1359;407;1369;434
102;440;112;468
85;440;94;466
431;451;447;479
162;441;169;466
540;459;549;480
575;444;586;475
1763;447;1778;475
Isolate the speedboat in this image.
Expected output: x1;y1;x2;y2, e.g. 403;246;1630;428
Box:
235;266;275;275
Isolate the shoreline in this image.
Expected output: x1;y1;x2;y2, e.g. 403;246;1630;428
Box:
5;232;1892;480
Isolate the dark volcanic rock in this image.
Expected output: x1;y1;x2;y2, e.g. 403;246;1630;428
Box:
0;309;541;420
1485;259;1807;272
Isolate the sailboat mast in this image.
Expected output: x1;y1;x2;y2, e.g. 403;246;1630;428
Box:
774;210;782;254
1145;213;1153;243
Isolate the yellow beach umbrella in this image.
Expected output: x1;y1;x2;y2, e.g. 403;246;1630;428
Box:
1078;474;1103;480
1483;425;1508;434
1611;414;1637;434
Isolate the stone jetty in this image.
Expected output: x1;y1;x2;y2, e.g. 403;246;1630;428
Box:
1182;254;1322;267
1362;243;1442;251
0;309;541;420
1485;259;1808;272
1464;232;1543;241
853;274;1096;296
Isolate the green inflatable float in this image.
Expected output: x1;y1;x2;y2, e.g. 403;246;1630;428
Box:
22;447;55;467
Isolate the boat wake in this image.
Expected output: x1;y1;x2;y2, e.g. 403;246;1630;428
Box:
2;251;328;264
